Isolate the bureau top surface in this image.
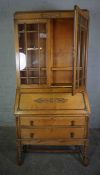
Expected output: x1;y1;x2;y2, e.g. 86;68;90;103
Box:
14;89;90;115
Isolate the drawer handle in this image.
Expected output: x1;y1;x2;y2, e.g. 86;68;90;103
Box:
30;121;34;126
71;120;75;126
30;133;34;138
70;132;74;138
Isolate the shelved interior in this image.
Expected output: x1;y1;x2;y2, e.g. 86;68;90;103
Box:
51;18;74;87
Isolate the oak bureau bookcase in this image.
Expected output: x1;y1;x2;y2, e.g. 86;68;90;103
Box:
14;5;91;165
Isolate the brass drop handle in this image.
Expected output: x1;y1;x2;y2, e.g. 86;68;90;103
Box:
70;132;74;138
30;120;34;126
71;120;75;126
30;133;34;138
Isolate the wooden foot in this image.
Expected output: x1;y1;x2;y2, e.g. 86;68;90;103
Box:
83;157;89;166
16;142;23;165
83;141;89;166
23;145;27;153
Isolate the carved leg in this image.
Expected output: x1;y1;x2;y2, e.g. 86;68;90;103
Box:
16;141;23;165
83;141;89;166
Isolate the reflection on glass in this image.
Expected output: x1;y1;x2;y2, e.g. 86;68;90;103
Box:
19;52;26;70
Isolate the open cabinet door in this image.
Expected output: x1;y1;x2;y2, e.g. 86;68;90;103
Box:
73;5;89;95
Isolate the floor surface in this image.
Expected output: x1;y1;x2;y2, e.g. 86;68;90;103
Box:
0;127;100;175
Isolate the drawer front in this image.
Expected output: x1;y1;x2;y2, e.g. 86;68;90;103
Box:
20;116;86;127
21;127;85;139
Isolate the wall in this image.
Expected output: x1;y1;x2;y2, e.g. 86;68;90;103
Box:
0;0;100;128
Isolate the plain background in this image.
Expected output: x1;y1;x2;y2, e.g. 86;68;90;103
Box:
0;0;100;128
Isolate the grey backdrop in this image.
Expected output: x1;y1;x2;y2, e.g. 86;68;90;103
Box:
0;0;100;128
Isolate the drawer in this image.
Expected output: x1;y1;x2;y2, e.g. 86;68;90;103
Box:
21;127;85;139
20;116;86;127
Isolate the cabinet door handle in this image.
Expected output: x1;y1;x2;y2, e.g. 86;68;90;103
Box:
70;132;74;138
71;120;75;126
30;133;34;138
30;120;34;126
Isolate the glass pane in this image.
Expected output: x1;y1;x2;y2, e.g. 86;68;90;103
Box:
19;33;25;53
27;32;38;49
27;25;39;68
79;79;82;86
73;6;88;94
39;24;47;85
20;78;27;84
18;22;47;85
75;24;87;89
18;24;25;32
26;24;38;31
28;78;39;84
79;70;83;79
39;23;47;68
20;71;27;77
28;70;39;77
18;24;27;85
19;52;26;71
18;24;25;53
27;50;39;68
40;38;46;68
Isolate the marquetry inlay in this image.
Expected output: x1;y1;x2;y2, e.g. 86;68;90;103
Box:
34;98;67;103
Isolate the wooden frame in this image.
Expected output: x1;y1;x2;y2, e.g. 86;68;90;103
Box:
14;5;90;166
14;6;89;93
73;5;89;94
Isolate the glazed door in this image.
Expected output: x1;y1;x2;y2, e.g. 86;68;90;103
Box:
73;5;89;94
16;19;50;87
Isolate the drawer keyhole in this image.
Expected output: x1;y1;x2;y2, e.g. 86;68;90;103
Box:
70;132;74;138
30;133;34;138
71;120;75;126
30;121;34;126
